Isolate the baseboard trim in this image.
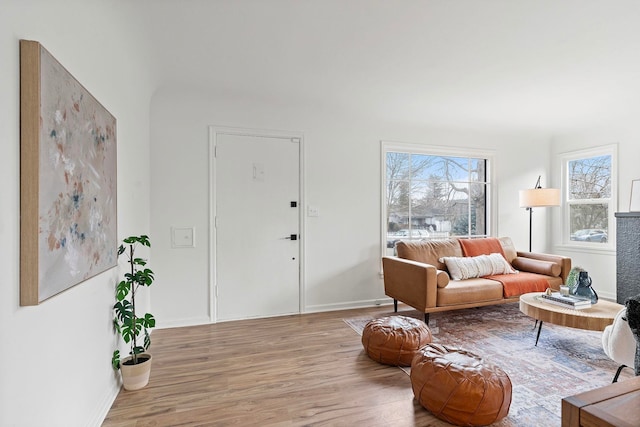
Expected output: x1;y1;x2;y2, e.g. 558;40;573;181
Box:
90;380;121;426
158;316;213;329
304;298;394;314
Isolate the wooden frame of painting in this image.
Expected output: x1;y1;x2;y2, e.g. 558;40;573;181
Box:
20;40;117;305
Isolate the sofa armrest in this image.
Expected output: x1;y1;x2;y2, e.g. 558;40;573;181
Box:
382;256;438;311
516;251;572;285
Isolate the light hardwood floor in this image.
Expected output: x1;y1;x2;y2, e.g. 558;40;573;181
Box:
102;305;444;427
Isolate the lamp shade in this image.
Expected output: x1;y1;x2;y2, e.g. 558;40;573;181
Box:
519;188;561;208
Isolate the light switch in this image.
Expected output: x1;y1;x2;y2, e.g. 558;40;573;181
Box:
172;227;195;248
307;205;319;217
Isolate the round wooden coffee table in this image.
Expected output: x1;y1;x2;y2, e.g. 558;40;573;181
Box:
519;292;624;346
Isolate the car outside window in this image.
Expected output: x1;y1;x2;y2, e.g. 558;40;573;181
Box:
562;145;616;247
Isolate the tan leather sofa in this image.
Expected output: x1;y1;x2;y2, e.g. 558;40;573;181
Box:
382;237;571;324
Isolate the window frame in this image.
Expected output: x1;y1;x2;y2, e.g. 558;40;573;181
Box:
559;144;617;251
380;141;496;259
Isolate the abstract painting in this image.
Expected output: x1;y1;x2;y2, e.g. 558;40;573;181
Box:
20;40;117;305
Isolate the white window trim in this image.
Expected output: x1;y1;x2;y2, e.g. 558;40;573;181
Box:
380;140;497;265
557;144;617;252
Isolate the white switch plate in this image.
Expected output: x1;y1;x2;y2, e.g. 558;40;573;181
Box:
307;205;319;217
172;227;195;248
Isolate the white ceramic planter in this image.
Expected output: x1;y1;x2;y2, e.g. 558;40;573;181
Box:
120;353;152;391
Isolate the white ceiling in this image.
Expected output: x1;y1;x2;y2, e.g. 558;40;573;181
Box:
145;0;640;133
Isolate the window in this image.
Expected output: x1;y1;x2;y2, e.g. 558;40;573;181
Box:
382;142;493;255
562;145;616;247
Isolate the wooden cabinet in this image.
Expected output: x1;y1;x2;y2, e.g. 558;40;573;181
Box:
615;212;640;304
562;376;640;427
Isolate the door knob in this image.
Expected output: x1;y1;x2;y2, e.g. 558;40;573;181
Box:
284;234;298;240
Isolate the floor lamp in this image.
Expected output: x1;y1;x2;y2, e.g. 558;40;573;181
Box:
519;176;561;252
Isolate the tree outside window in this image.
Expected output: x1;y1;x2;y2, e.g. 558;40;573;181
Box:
384;150;488;254
567;154;612;244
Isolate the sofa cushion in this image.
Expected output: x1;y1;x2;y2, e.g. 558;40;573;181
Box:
511;257;561;277
459;237;505;257
436;270;450;288
396;239;462;270
436;278;504;306
498;237;518;263
439;253;516;280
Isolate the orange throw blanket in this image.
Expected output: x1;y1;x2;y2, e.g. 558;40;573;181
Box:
459;237;506;257
459;238;547;297
487;272;549;298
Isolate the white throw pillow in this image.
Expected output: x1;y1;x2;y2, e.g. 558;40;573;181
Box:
439;253;516;280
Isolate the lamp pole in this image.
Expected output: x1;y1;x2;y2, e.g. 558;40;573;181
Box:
528;207;533;252
527;176;541;252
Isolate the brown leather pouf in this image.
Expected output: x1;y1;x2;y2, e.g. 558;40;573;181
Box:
410;343;512;426
361;316;432;366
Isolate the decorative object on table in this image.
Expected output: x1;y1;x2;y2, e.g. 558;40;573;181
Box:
519;175;561;252
112;235;156;390
540;291;591;310
565;266;586;294
19;40;117;306
630;179;640;212
624;294;640;376
572;271;598;304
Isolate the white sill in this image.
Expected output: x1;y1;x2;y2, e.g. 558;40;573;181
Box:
554;243;616;256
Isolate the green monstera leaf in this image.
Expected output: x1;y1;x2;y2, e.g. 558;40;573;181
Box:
112;235;156;369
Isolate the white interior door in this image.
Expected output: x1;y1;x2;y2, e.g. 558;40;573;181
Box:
215;132;300;321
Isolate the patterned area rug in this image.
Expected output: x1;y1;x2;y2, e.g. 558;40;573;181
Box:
344;303;634;427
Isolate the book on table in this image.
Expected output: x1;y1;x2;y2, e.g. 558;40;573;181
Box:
540;292;592;309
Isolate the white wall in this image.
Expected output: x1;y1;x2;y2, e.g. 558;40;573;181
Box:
0;1;154;425
149;86;553;327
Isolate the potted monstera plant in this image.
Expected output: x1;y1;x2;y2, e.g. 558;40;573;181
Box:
112;235;156;390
